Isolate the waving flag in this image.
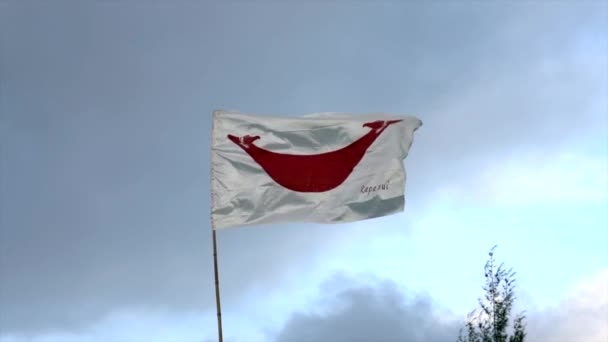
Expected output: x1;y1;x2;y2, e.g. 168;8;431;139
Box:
210;110;422;229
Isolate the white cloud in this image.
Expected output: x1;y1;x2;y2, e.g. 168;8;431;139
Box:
480;151;607;205
527;269;608;342
0;310;216;342
436;150;607;207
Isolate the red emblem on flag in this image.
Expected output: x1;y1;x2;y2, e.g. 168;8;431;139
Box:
227;120;401;193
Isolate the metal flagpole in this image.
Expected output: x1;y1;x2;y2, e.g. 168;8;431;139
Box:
212;227;224;342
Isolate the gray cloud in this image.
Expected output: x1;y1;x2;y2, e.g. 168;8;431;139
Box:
1;0;605;335
274;274;459;342
1;270;605;341
274;270;608;342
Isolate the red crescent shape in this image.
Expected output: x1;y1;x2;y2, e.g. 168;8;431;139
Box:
227;120;402;192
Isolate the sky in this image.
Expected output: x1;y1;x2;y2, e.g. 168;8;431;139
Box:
0;1;607;341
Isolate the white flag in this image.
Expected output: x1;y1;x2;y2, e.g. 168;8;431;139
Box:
211;110;422;229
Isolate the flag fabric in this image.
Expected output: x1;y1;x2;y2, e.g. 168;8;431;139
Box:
210;110;422;229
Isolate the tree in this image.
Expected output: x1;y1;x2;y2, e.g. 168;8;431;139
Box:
457;246;527;342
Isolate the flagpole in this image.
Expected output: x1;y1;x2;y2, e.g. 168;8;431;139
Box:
212;227;224;342
210;111;223;342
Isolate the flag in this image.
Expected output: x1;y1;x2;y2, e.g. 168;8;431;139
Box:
210;110;422;229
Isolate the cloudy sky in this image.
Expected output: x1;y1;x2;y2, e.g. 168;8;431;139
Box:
1;1;606;341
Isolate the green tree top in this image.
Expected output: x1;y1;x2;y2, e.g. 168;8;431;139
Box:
457;246;526;342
